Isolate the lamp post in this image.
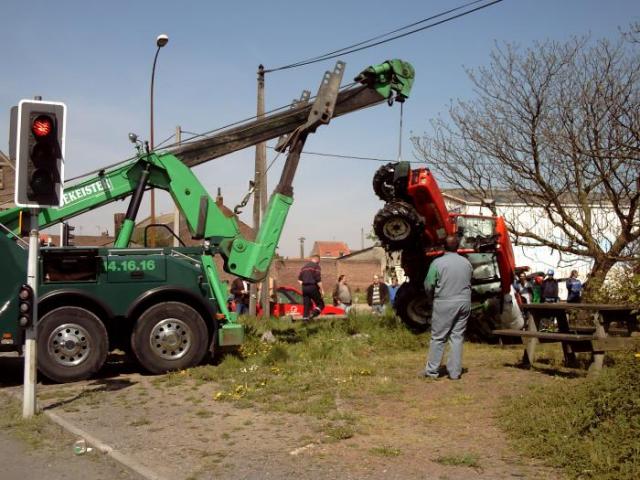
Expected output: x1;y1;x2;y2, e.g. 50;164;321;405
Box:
149;33;169;247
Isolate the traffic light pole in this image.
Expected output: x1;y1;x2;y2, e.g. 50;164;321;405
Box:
23;208;39;418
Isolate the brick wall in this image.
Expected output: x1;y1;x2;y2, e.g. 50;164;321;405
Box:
269;257;383;299
0;158;16;209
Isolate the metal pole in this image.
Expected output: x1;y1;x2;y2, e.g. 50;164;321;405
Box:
257;66;271;319
149;45;161;248
173;125;182;247
23;209;39;418
397;102;404;161
249;65;265;316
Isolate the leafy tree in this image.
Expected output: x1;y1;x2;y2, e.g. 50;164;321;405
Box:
413;27;640;297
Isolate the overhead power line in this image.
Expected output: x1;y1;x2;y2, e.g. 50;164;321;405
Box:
265;0;504;73
267;146;393;163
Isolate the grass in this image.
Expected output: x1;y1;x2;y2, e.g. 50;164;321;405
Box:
179;312;427;441
500;354;640;480
370;445;402;457
129;418;151;427
434;452;481;469
0;392;106;458
189;312;427;423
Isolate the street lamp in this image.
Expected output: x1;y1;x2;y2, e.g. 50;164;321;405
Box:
149;33;169;247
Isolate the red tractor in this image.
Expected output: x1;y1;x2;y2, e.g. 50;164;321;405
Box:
372;162;523;339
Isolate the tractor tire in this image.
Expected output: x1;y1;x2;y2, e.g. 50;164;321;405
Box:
372;163;398;201
393;283;432;333
465;310;499;342
131;301;208;374
38;306;109;383
373;201;424;251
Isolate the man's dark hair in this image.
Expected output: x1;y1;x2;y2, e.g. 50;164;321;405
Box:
444;235;460;252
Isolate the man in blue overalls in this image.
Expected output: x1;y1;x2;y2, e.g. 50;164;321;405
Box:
422;235;473;380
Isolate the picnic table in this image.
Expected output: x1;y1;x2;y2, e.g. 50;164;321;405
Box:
493;303;638;374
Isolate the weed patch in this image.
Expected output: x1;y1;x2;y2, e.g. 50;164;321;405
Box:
500;354;640;480
369;445;402;457
434;452;481;469
129;418;151;427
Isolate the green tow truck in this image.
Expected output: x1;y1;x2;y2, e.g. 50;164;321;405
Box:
0;60;414;382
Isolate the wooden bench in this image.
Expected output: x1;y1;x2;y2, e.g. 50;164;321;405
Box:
492;303;638;374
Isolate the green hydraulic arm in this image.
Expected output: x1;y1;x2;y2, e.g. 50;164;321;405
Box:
0;59;414;339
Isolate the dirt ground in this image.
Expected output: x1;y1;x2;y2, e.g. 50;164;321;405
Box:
0;344;566;480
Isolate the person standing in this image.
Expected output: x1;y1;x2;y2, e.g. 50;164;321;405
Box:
388;277;400;306
541;269;559;303
513;272;534;304
298;254;324;321
230;277;250;315
422;235;472;380
332;274;353;313
531;274;544;303
566;270;582;303
366;275;389;315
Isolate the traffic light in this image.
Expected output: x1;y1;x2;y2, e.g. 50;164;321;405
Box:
62;222;75;246
17;284;34;329
13;99;66;208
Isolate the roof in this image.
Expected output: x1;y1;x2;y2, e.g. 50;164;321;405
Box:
309;241;351;258
442;188;622;207
44;234;123;248
337;246;387;262
442;189;525;205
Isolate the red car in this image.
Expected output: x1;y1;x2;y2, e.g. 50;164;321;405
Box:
257;286;345;318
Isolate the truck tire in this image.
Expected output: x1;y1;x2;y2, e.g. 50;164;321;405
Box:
372;163;398;201
131;301;208;374
38;306;108;383
393;283;432;333
373;201;424;250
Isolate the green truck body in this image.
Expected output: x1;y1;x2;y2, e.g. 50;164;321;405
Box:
0;59;414;382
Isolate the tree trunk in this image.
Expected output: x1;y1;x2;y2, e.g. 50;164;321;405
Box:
583;256;618;301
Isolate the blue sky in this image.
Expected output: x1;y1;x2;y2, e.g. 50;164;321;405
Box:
1;0;638;256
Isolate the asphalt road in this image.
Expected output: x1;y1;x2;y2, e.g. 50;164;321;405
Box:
0;430;143;480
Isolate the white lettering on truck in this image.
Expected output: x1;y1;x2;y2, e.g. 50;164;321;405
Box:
63;178;114;206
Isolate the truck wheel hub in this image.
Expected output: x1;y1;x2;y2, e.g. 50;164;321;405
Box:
383;218;410;240
150;318;191;360
47;323;90;367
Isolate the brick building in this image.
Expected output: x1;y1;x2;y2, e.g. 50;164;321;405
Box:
0;151;15;210
309;241;350;258
271;246;386;298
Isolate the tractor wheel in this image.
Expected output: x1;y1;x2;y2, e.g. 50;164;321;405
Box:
373;201;424;250
372;163;398;201
38;306;109;383
131;301;208;374
393;283;432;333
465;310;499;342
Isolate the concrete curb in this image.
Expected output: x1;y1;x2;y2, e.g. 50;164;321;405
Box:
44;410;167;480
8;389;166;480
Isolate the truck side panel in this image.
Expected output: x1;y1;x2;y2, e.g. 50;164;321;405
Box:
0;235;28;349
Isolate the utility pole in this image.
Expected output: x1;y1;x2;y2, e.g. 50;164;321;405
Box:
173;126;182;247
250;65;266;316
299;236;305;259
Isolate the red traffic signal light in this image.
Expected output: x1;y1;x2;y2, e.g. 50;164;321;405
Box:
32;115;53;137
14;100;66;208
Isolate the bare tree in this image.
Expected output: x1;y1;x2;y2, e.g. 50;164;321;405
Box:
412;30;640;296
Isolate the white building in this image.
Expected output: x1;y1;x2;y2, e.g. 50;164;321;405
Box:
442;189;624;299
